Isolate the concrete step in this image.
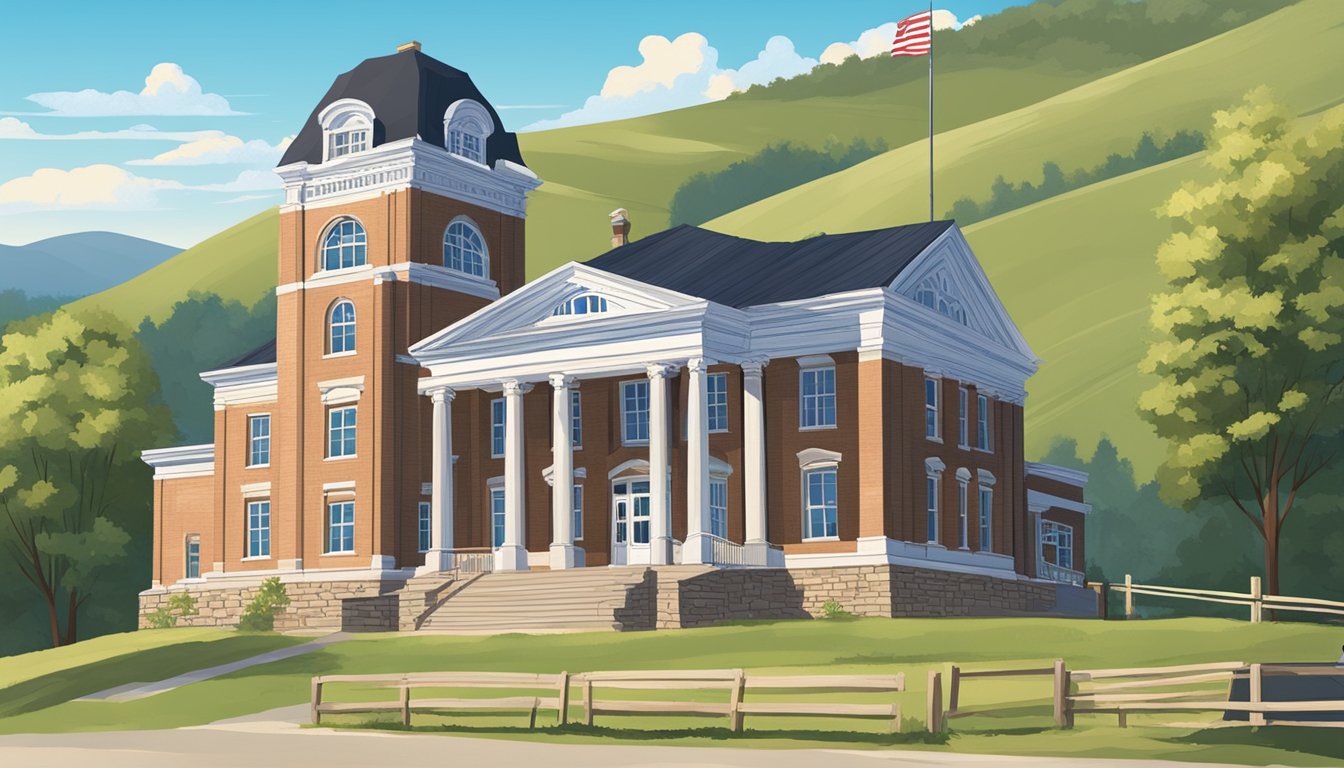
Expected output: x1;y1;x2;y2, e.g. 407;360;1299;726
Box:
414;566;654;633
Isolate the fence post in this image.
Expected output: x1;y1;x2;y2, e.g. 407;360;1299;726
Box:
399;684;411;727
582;677;594;726
1249;663;1265;726
310;677;323;725
1249;576;1262;624
729;669;746;732
1053;659;1070;728
1124;574;1134;618
948;665;961;715
927;670;943;733
557;671;570;725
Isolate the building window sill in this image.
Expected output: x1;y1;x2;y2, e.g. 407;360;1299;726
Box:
321;551;357;557
621;440;649;448
926;435;943;444
241;555;271;562
801;536;840;543
246;464;270;470
323;351;357;360
798;424;837;432
974;446;994;455
325;455;357;462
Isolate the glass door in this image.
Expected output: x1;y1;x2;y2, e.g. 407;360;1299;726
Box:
612;479;651;565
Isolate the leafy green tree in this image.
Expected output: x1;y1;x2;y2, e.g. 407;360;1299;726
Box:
0;309;172;646
1138;89;1344;598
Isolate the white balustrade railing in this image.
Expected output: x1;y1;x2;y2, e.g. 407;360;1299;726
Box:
451;548;494;575
1038;560;1084;586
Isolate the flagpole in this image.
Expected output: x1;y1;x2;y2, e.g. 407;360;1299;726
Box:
927;0;934;221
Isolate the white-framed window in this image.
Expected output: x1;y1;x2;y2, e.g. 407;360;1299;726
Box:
552;293;609;316
328;406;357;458
327;500;355;554
443;99;493;164
799;366;836;429
957;477;970;549
803;466;838;540
443;220;488;277
490;488;506;548
914;269;968;325
707;373;729;433
490;398;506;458
709;478;728;539
978;486;993;552
977;394;992;451
924;377;941;440
247;500;270;558
1040;520;1074;570
328;299;356;354
320;218;367;271
329;128;368;159
418;501;431;553
926;474;940;543
570;390;582;449
248;414;270;467
621;380;650;445
572;484;584;540
448;128;483;162
185;534;201;579
958;387;969;447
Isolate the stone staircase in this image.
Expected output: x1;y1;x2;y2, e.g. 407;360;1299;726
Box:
415;567;658;633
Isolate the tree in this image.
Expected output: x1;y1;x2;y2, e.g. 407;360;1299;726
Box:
0;309;172;646
1138;88;1344;599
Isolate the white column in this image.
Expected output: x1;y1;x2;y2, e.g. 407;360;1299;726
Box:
742;360;769;559
683;358;713;564
646;363;674;565
549;374;582;569
496;379;531;571
421;387;455;574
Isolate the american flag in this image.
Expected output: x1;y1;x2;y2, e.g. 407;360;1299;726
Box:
891;10;933;57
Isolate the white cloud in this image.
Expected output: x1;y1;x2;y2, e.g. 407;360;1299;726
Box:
20;63;240;117
192;169;282;192
0;117;225;142
0;165;183;211
127;134;293;166
705;36;818;101
819;11;980;66
218;193;278;204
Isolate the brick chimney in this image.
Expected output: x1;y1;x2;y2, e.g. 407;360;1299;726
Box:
609;208;631;248
397;41;422;53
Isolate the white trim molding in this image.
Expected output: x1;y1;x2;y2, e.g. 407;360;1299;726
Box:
796;447;842;468
200;363;278;409
318;375;365;406
1025;461;1089;488
1027;489;1093;516
141;444;215;480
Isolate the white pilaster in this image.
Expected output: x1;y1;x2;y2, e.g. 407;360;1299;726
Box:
683;358;714;565
549;374;582;569
646;363;674;565
742;359;770;559
420;387;455;574
496;379;531;571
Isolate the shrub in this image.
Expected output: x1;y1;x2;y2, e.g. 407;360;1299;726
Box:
821;600;851;619
237;577;290;632
145;592;198;629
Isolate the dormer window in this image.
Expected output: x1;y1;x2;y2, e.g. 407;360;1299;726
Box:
318;98;376;163
553;294;610;317
443;99;494;165
914;269;967;325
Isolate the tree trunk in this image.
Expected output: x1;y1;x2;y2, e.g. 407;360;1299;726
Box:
1262;491;1281;622
63;590;79;646
43;588;64;648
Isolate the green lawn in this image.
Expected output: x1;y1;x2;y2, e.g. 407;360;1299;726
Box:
1;618;1341;765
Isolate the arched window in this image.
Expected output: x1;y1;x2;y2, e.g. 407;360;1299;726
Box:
443;220;487;277
914;270;967;324
321;218;367;271
318;98;375;162
328;299;356;354
552;293;609;317
443;99;494;164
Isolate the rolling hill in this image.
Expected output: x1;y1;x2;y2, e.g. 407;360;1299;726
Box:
0;232;179;298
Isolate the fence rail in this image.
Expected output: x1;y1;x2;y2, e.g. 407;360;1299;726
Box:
1111;574;1344;623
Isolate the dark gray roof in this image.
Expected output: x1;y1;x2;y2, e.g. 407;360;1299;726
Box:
219;338;276;369
279;49;526;168
587;221;955;308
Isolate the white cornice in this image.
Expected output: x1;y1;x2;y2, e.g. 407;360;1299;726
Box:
275;262;500;302
141;444;215;479
1028;489;1093;515
1026;461;1089;488
200;363;278;409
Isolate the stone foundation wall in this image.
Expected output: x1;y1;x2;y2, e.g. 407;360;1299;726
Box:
341;595;400;632
138;577;406;631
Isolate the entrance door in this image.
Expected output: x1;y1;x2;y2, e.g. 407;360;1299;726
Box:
611;479;651;565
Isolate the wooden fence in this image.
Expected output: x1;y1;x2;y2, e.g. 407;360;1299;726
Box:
314;668;909;732
1109;575;1344;623
946;661;1061;723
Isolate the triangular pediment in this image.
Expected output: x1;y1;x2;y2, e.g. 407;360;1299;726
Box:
410;262;704;356
888;226;1036;361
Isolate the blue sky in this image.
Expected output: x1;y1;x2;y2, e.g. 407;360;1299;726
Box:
0;0;1025;249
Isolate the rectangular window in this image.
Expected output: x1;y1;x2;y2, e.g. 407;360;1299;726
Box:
924;377;940;440
327;501;355;554
977;394;992;451
958;481;969;549
958;387;969;447
248;414;271;467
709;478;728;539
803;467;838;539
490;488;506;548
185;535;200;579
707;373;729;432
246;500;270;558
572;484;584;540
978;487;993;552
570;390;582;449
1040;520;1074;570
621;380;650;445
799;366;837;429
329;129;368;159
926;474;940;543
418;501;431;553
490;398;506;457
327;406;357;458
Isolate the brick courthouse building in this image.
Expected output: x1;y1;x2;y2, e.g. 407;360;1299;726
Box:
140;45;1094;631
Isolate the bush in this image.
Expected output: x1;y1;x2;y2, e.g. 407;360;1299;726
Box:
821;600;852;619
145;592;198;629
237;577;290;632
